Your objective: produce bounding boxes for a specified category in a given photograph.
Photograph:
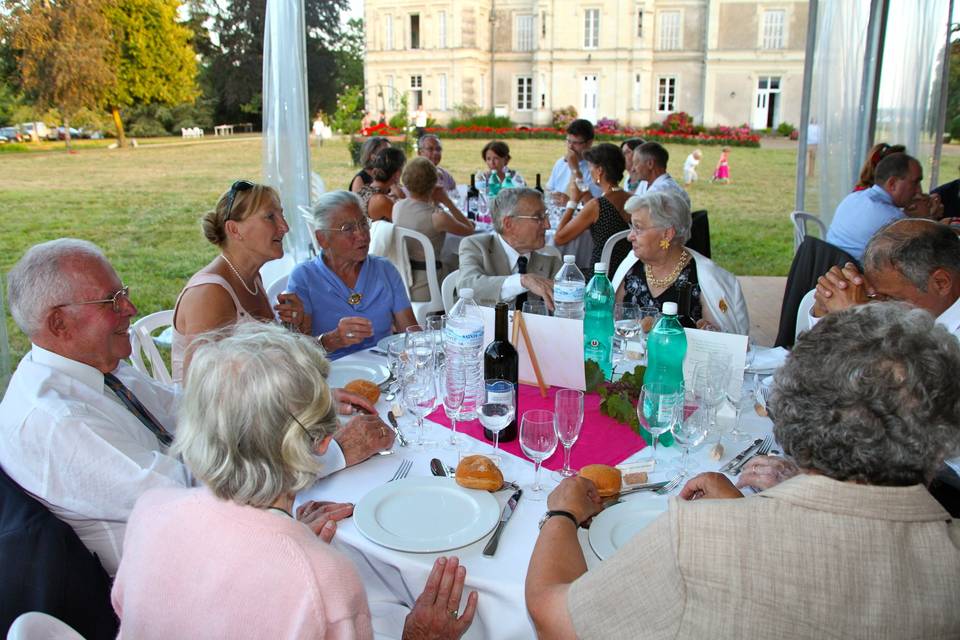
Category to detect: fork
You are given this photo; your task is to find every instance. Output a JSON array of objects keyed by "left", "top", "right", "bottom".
[
  {"left": 731, "top": 435, "right": 774, "bottom": 475},
  {"left": 389, "top": 459, "right": 413, "bottom": 482},
  {"left": 655, "top": 474, "right": 684, "bottom": 495}
]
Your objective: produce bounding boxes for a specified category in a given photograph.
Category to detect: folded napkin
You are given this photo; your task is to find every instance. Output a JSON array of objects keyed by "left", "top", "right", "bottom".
[{"left": 747, "top": 346, "right": 789, "bottom": 374}]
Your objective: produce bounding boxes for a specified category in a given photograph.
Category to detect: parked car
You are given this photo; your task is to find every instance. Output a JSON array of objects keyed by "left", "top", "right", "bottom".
[
  {"left": 19, "top": 122, "right": 51, "bottom": 141},
  {"left": 52, "top": 126, "right": 81, "bottom": 140},
  {"left": 0, "top": 126, "right": 24, "bottom": 143}
]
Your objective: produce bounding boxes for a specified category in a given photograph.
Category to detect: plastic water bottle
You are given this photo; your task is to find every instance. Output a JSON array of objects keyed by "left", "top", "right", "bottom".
[
  {"left": 554, "top": 255, "right": 585, "bottom": 320},
  {"left": 643, "top": 301, "right": 687, "bottom": 393},
  {"left": 583, "top": 262, "right": 614, "bottom": 379},
  {"left": 444, "top": 288, "right": 485, "bottom": 420}
]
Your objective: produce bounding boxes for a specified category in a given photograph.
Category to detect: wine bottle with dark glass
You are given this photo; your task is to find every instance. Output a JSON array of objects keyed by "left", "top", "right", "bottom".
[
  {"left": 466, "top": 174, "right": 479, "bottom": 221},
  {"left": 483, "top": 302, "right": 518, "bottom": 442},
  {"left": 676, "top": 280, "right": 698, "bottom": 329},
  {"left": 534, "top": 173, "right": 544, "bottom": 194}
]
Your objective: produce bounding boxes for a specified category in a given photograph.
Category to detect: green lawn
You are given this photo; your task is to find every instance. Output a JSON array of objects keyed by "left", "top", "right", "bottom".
[{"left": 0, "top": 135, "right": 801, "bottom": 363}]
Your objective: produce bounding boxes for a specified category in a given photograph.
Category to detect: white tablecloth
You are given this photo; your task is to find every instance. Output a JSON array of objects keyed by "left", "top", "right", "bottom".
[{"left": 296, "top": 350, "right": 775, "bottom": 639}]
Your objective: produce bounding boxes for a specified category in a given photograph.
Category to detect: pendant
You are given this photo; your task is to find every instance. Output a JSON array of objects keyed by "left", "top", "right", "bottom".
[{"left": 348, "top": 292, "right": 363, "bottom": 306}]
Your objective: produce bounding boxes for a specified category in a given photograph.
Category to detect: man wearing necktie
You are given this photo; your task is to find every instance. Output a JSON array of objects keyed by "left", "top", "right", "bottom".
[
  {"left": 0, "top": 239, "right": 391, "bottom": 577},
  {"left": 458, "top": 188, "right": 564, "bottom": 310}
]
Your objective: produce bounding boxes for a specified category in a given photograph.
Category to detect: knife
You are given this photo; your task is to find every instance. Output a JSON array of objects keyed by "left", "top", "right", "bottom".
[
  {"left": 387, "top": 411, "right": 409, "bottom": 447},
  {"left": 482, "top": 489, "right": 522, "bottom": 556},
  {"left": 430, "top": 458, "right": 449, "bottom": 478},
  {"left": 720, "top": 438, "right": 763, "bottom": 473}
]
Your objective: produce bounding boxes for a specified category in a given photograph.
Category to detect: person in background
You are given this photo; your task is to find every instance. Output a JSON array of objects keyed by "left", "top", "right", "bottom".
[
  {"left": 633, "top": 141, "right": 691, "bottom": 209},
  {"left": 414, "top": 103, "right": 429, "bottom": 139},
  {"left": 711, "top": 146, "right": 731, "bottom": 184},
  {"left": 554, "top": 142, "right": 631, "bottom": 276},
  {"left": 393, "top": 157, "right": 475, "bottom": 301},
  {"left": 546, "top": 119, "right": 601, "bottom": 210},
  {"left": 806, "top": 118, "right": 819, "bottom": 177},
  {"left": 291, "top": 191, "right": 417, "bottom": 358},
  {"left": 525, "top": 302, "right": 960, "bottom": 639},
  {"left": 932, "top": 164, "right": 960, "bottom": 219},
  {"left": 359, "top": 146, "right": 406, "bottom": 222},
  {"left": 458, "top": 188, "right": 562, "bottom": 309},
  {"left": 113, "top": 323, "right": 477, "bottom": 640},
  {"left": 620, "top": 137, "right": 646, "bottom": 193},
  {"left": 683, "top": 149, "right": 702, "bottom": 186},
  {"left": 349, "top": 136, "right": 390, "bottom": 193},
  {"left": 418, "top": 134, "right": 457, "bottom": 192},
  {"left": 475, "top": 140, "right": 526, "bottom": 194}
]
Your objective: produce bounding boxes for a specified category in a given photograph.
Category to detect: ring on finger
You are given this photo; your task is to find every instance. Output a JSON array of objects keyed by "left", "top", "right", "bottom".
[
  {"left": 346, "top": 332, "right": 354, "bottom": 338},
  {"left": 448, "top": 609, "right": 458, "bottom": 620}
]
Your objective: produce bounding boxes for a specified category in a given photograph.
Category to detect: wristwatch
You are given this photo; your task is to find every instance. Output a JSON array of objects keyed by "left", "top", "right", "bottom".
[{"left": 538, "top": 510, "right": 579, "bottom": 530}]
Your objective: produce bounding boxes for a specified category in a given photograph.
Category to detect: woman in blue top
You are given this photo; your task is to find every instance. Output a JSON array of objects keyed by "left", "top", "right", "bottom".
[{"left": 289, "top": 191, "right": 417, "bottom": 359}]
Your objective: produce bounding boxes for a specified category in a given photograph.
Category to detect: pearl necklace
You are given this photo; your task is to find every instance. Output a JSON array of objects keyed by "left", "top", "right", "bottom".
[
  {"left": 220, "top": 254, "right": 260, "bottom": 296},
  {"left": 645, "top": 251, "right": 691, "bottom": 288}
]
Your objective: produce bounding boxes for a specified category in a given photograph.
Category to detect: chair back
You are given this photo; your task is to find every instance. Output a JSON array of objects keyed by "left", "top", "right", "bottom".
[
  {"left": 774, "top": 236, "right": 858, "bottom": 348},
  {"left": 794, "top": 289, "right": 817, "bottom": 341},
  {"left": 298, "top": 205, "right": 323, "bottom": 256},
  {"left": 611, "top": 252, "right": 639, "bottom": 292},
  {"left": 599, "top": 230, "right": 630, "bottom": 269},
  {"left": 790, "top": 211, "right": 827, "bottom": 252},
  {"left": 129, "top": 310, "right": 174, "bottom": 385},
  {"left": 368, "top": 219, "right": 396, "bottom": 259},
  {"left": 7, "top": 612, "right": 85, "bottom": 640},
  {"left": 394, "top": 226, "right": 444, "bottom": 324},
  {"left": 441, "top": 270, "right": 460, "bottom": 313},
  {"left": 265, "top": 274, "right": 289, "bottom": 320},
  {"left": 687, "top": 210, "right": 710, "bottom": 258}
]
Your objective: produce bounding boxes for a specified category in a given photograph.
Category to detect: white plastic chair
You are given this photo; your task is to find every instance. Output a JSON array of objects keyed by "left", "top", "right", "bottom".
[
  {"left": 537, "top": 244, "right": 562, "bottom": 260},
  {"left": 129, "top": 310, "right": 174, "bottom": 385},
  {"left": 266, "top": 274, "right": 289, "bottom": 319},
  {"left": 394, "top": 226, "right": 445, "bottom": 324},
  {"left": 299, "top": 205, "right": 323, "bottom": 256},
  {"left": 7, "top": 612, "right": 85, "bottom": 640},
  {"left": 611, "top": 252, "right": 639, "bottom": 292},
  {"left": 599, "top": 229, "right": 630, "bottom": 269},
  {"left": 790, "top": 211, "right": 827, "bottom": 252},
  {"left": 441, "top": 269, "right": 460, "bottom": 313},
  {"left": 794, "top": 288, "right": 817, "bottom": 340}
]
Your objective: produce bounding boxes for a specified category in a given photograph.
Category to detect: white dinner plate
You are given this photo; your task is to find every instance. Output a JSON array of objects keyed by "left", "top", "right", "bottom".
[
  {"left": 376, "top": 333, "right": 405, "bottom": 354},
  {"left": 354, "top": 476, "right": 500, "bottom": 553},
  {"left": 328, "top": 360, "right": 391, "bottom": 389},
  {"left": 588, "top": 492, "right": 669, "bottom": 560}
]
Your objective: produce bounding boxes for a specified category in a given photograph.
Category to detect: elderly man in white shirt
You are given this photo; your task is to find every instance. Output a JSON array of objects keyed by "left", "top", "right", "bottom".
[
  {"left": 0, "top": 239, "right": 391, "bottom": 575},
  {"left": 458, "top": 188, "right": 563, "bottom": 310},
  {"left": 632, "top": 141, "right": 691, "bottom": 210}
]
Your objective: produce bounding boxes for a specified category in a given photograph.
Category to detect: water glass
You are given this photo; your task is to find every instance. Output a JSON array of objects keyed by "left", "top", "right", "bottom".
[
  {"left": 693, "top": 357, "right": 730, "bottom": 435},
  {"left": 613, "top": 303, "right": 641, "bottom": 371},
  {"left": 403, "top": 367, "right": 437, "bottom": 449},
  {"left": 442, "top": 365, "right": 467, "bottom": 451},
  {"left": 405, "top": 325, "right": 435, "bottom": 371},
  {"left": 552, "top": 389, "right": 584, "bottom": 479},
  {"left": 477, "top": 379, "right": 515, "bottom": 464},
  {"left": 385, "top": 338, "right": 406, "bottom": 401},
  {"left": 425, "top": 315, "right": 445, "bottom": 367},
  {"left": 638, "top": 382, "right": 682, "bottom": 469},
  {"left": 522, "top": 300, "right": 548, "bottom": 316},
  {"left": 673, "top": 389, "right": 709, "bottom": 478},
  {"left": 520, "top": 409, "right": 558, "bottom": 501},
  {"left": 638, "top": 306, "right": 661, "bottom": 356}
]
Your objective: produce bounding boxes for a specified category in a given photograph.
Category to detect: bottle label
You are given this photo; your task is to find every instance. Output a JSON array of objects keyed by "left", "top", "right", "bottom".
[
  {"left": 554, "top": 282, "right": 585, "bottom": 303},
  {"left": 488, "top": 389, "right": 514, "bottom": 406},
  {"left": 444, "top": 324, "right": 484, "bottom": 349}
]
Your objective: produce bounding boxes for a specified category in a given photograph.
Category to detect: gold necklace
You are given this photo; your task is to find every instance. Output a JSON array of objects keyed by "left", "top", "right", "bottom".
[
  {"left": 220, "top": 254, "right": 260, "bottom": 296},
  {"left": 645, "top": 251, "right": 691, "bottom": 288}
]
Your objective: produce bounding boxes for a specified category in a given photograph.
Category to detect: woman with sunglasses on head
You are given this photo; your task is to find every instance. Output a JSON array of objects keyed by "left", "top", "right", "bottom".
[
  {"left": 289, "top": 190, "right": 417, "bottom": 359},
  {"left": 172, "top": 180, "right": 306, "bottom": 384}
]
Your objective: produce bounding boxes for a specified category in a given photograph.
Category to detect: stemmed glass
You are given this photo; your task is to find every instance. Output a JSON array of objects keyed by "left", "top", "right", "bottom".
[
  {"left": 638, "top": 382, "right": 683, "bottom": 470},
  {"left": 405, "top": 325, "right": 434, "bottom": 371},
  {"left": 693, "top": 357, "right": 730, "bottom": 435},
  {"left": 477, "top": 379, "right": 515, "bottom": 465},
  {"left": 520, "top": 409, "right": 558, "bottom": 501},
  {"left": 613, "top": 303, "right": 641, "bottom": 372},
  {"left": 673, "top": 388, "right": 709, "bottom": 478},
  {"left": 442, "top": 366, "right": 467, "bottom": 451},
  {"left": 385, "top": 338, "right": 406, "bottom": 401},
  {"left": 552, "top": 389, "right": 584, "bottom": 480},
  {"left": 638, "top": 306, "right": 661, "bottom": 358},
  {"left": 403, "top": 367, "right": 437, "bottom": 449},
  {"left": 425, "top": 315, "right": 445, "bottom": 368}
]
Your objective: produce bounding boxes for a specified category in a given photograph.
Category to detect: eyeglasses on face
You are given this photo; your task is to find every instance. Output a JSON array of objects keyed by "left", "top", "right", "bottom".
[
  {"left": 566, "top": 137, "right": 588, "bottom": 146},
  {"left": 54, "top": 285, "right": 131, "bottom": 314},
  {"left": 629, "top": 221, "right": 664, "bottom": 234},
  {"left": 323, "top": 218, "right": 371, "bottom": 235},
  {"left": 224, "top": 180, "right": 255, "bottom": 221},
  {"left": 513, "top": 214, "right": 550, "bottom": 225}
]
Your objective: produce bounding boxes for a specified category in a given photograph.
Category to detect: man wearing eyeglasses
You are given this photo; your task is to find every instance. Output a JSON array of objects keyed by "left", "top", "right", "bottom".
[
  {"left": 458, "top": 188, "right": 563, "bottom": 310},
  {"left": 546, "top": 119, "right": 602, "bottom": 209}
]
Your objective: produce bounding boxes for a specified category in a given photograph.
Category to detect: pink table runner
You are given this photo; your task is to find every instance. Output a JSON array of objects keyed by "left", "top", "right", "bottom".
[{"left": 426, "top": 384, "right": 647, "bottom": 471}]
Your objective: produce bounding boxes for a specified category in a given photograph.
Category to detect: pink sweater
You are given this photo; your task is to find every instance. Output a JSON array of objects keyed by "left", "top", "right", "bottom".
[{"left": 112, "top": 487, "right": 373, "bottom": 639}]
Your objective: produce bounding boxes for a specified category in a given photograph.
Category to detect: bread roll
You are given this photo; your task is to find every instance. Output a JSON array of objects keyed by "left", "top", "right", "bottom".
[
  {"left": 455, "top": 455, "right": 504, "bottom": 491},
  {"left": 344, "top": 379, "right": 381, "bottom": 405},
  {"left": 580, "top": 464, "right": 623, "bottom": 497}
]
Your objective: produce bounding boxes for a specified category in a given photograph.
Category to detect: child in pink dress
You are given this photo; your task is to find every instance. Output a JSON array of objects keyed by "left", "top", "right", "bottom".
[{"left": 713, "top": 147, "right": 731, "bottom": 183}]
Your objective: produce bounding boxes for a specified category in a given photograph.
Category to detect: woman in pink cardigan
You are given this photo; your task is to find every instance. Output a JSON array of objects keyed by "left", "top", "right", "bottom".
[{"left": 112, "top": 323, "right": 477, "bottom": 639}]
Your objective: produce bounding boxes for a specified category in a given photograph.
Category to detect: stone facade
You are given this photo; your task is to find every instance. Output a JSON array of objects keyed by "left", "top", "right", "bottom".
[{"left": 363, "top": 0, "right": 807, "bottom": 128}]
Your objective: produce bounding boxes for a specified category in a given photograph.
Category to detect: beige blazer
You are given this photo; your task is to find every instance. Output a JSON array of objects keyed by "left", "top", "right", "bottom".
[
  {"left": 568, "top": 474, "right": 960, "bottom": 639},
  {"left": 457, "top": 233, "right": 562, "bottom": 308}
]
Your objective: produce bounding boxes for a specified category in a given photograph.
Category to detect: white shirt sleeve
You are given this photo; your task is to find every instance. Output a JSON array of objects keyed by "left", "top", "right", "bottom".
[{"left": 499, "top": 274, "right": 527, "bottom": 301}]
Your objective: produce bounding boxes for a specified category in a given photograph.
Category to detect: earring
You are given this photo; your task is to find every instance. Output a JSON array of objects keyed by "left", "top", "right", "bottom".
[{"left": 659, "top": 238, "right": 670, "bottom": 250}]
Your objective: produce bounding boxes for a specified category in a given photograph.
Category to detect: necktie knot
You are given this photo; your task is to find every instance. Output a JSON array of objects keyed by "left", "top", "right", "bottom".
[{"left": 516, "top": 256, "right": 528, "bottom": 274}]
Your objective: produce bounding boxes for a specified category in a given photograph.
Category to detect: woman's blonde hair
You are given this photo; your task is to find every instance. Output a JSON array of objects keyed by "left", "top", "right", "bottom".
[
  {"left": 402, "top": 156, "right": 439, "bottom": 196},
  {"left": 173, "top": 322, "right": 338, "bottom": 506},
  {"left": 201, "top": 182, "right": 280, "bottom": 247}
]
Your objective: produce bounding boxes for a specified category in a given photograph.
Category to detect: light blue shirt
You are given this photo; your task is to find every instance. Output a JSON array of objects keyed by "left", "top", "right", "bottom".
[
  {"left": 288, "top": 254, "right": 412, "bottom": 359},
  {"left": 826, "top": 185, "right": 904, "bottom": 261},
  {"left": 546, "top": 156, "right": 602, "bottom": 198}
]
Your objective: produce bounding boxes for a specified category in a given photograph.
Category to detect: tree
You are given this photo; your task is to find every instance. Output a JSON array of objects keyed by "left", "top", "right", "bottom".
[
  {"left": 333, "top": 18, "right": 364, "bottom": 96},
  {"left": 8, "top": 0, "right": 115, "bottom": 148},
  {"left": 102, "top": 0, "right": 198, "bottom": 146}
]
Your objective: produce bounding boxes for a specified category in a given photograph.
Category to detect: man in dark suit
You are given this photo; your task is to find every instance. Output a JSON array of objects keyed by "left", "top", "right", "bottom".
[{"left": 458, "top": 187, "right": 563, "bottom": 309}]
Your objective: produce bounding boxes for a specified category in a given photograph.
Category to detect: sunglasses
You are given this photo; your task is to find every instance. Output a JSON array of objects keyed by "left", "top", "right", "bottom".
[{"left": 224, "top": 180, "right": 255, "bottom": 221}]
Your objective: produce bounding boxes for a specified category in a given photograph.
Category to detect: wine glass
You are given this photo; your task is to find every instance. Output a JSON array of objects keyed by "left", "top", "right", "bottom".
[
  {"left": 520, "top": 409, "right": 558, "bottom": 501},
  {"left": 442, "top": 366, "right": 467, "bottom": 451},
  {"left": 385, "top": 338, "right": 406, "bottom": 401},
  {"left": 638, "top": 306, "right": 661, "bottom": 358},
  {"left": 552, "top": 389, "right": 584, "bottom": 480},
  {"left": 673, "top": 388, "right": 709, "bottom": 478},
  {"left": 425, "top": 315, "right": 445, "bottom": 368},
  {"left": 522, "top": 300, "right": 548, "bottom": 316},
  {"left": 477, "top": 379, "right": 515, "bottom": 465},
  {"left": 613, "top": 303, "right": 641, "bottom": 372},
  {"left": 405, "top": 325, "right": 434, "bottom": 371},
  {"left": 638, "top": 382, "right": 682, "bottom": 469},
  {"left": 693, "top": 357, "right": 730, "bottom": 435},
  {"left": 403, "top": 367, "right": 437, "bottom": 449}
]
